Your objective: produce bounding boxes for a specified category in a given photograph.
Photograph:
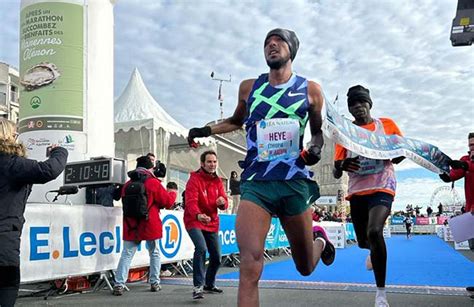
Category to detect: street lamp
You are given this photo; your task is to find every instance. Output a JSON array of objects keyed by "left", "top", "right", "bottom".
[{"left": 210, "top": 71, "right": 231, "bottom": 120}]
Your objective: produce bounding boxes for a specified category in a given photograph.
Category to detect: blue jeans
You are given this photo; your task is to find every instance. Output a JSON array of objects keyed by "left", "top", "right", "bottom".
[
  {"left": 115, "top": 239, "right": 161, "bottom": 286},
  {"left": 187, "top": 228, "right": 221, "bottom": 287}
]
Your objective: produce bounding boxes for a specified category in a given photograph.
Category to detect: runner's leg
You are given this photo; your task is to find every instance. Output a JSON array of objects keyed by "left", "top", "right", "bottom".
[
  {"left": 367, "top": 205, "right": 391, "bottom": 288},
  {"left": 349, "top": 199, "right": 370, "bottom": 249},
  {"left": 236, "top": 200, "right": 272, "bottom": 307},
  {"left": 279, "top": 208, "right": 323, "bottom": 275}
]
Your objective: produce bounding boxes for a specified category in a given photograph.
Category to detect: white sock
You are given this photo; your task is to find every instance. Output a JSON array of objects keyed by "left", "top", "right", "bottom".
[
  {"left": 315, "top": 237, "right": 326, "bottom": 250},
  {"left": 376, "top": 288, "right": 386, "bottom": 299}
]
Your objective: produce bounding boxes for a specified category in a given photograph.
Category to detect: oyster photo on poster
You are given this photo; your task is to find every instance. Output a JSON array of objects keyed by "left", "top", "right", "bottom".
[{"left": 19, "top": 2, "right": 84, "bottom": 133}]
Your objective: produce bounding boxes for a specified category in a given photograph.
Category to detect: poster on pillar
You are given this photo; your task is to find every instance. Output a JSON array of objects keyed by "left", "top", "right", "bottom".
[{"left": 19, "top": 1, "right": 84, "bottom": 134}]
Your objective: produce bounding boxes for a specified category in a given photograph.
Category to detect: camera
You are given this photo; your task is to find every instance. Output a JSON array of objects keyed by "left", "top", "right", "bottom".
[{"left": 153, "top": 160, "right": 167, "bottom": 178}]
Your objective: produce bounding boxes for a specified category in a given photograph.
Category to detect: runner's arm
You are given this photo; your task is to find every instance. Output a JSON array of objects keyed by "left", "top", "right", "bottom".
[
  {"left": 209, "top": 79, "right": 254, "bottom": 134},
  {"left": 307, "top": 81, "right": 324, "bottom": 150},
  {"left": 299, "top": 81, "right": 324, "bottom": 165}
]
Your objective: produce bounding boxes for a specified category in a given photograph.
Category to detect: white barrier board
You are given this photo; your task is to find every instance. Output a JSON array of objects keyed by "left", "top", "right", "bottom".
[{"left": 20, "top": 204, "right": 194, "bottom": 282}]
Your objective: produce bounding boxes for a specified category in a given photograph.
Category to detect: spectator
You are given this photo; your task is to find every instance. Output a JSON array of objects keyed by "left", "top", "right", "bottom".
[
  {"left": 414, "top": 206, "right": 421, "bottom": 216},
  {"left": 113, "top": 156, "right": 177, "bottom": 296},
  {"left": 426, "top": 206, "right": 433, "bottom": 217},
  {"left": 181, "top": 190, "right": 186, "bottom": 210},
  {"left": 166, "top": 182, "right": 181, "bottom": 210},
  {"left": 229, "top": 171, "right": 241, "bottom": 214},
  {"left": 311, "top": 206, "right": 321, "bottom": 222},
  {"left": 439, "top": 132, "right": 474, "bottom": 298},
  {"left": 437, "top": 203, "right": 444, "bottom": 216},
  {"left": 184, "top": 150, "right": 228, "bottom": 299},
  {"left": 0, "top": 118, "right": 68, "bottom": 307}
]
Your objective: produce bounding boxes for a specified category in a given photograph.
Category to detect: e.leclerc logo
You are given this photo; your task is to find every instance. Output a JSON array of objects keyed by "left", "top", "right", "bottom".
[{"left": 159, "top": 214, "right": 182, "bottom": 258}]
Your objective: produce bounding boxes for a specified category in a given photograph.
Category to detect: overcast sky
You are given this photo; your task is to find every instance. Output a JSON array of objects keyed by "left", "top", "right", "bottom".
[{"left": 1, "top": 0, "right": 472, "bottom": 211}]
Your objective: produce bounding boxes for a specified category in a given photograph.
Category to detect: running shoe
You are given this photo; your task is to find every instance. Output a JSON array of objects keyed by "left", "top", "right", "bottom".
[
  {"left": 312, "top": 225, "right": 336, "bottom": 266},
  {"left": 192, "top": 286, "right": 204, "bottom": 299},
  {"left": 204, "top": 285, "right": 224, "bottom": 293},
  {"left": 375, "top": 296, "right": 390, "bottom": 307}
]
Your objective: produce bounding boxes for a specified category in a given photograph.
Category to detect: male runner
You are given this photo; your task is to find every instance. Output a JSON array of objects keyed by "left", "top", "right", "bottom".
[
  {"left": 333, "top": 85, "right": 405, "bottom": 307},
  {"left": 188, "top": 28, "right": 335, "bottom": 307}
]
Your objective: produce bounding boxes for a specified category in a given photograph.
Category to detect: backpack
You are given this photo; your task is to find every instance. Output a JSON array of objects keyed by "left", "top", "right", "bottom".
[{"left": 122, "top": 175, "right": 149, "bottom": 220}]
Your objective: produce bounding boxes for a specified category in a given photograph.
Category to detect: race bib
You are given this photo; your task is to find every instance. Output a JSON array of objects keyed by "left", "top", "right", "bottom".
[
  {"left": 256, "top": 118, "right": 300, "bottom": 162},
  {"left": 356, "top": 157, "right": 385, "bottom": 175}
]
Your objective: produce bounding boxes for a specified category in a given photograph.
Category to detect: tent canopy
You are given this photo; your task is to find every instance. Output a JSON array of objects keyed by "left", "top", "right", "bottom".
[{"left": 113, "top": 68, "right": 244, "bottom": 179}]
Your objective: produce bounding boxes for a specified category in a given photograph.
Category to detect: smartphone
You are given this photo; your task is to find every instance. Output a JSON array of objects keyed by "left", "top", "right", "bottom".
[{"left": 46, "top": 145, "right": 53, "bottom": 157}]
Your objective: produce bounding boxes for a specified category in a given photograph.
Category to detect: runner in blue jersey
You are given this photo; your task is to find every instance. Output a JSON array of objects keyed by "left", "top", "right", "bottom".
[{"left": 187, "top": 28, "right": 335, "bottom": 307}]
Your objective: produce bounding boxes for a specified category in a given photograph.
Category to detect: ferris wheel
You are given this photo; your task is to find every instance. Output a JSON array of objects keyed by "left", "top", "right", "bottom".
[{"left": 429, "top": 186, "right": 464, "bottom": 213}]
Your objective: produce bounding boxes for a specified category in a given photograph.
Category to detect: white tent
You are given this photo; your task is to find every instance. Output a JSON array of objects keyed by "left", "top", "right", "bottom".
[{"left": 114, "top": 69, "right": 245, "bottom": 188}]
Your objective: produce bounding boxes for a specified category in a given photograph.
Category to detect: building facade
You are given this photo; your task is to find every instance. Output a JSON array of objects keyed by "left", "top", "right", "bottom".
[
  {"left": 0, "top": 62, "right": 20, "bottom": 122},
  {"left": 310, "top": 135, "right": 349, "bottom": 214}
]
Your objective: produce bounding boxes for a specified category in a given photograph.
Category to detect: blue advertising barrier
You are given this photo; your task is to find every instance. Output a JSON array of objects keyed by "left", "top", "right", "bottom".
[
  {"left": 391, "top": 216, "right": 416, "bottom": 225},
  {"left": 391, "top": 216, "right": 405, "bottom": 225},
  {"left": 218, "top": 214, "right": 239, "bottom": 255},
  {"left": 219, "top": 215, "right": 290, "bottom": 255},
  {"left": 345, "top": 223, "right": 356, "bottom": 240}
]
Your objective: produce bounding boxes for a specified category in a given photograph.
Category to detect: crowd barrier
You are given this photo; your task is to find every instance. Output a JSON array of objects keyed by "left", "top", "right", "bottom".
[
  {"left": 20, "top": 204, "right": 417, "bottom": 284},
  {"left": 20, "top": 204, "right": 292, "bottom": 283},
  {"left": 439, "top": 225, "right": 470, "bottom": 250},
  {"left": 390, "top": 215, "right": 448, "bottom": 225}
]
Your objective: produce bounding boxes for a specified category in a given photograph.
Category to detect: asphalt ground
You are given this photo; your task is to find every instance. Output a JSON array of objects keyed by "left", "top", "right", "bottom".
[{"left": 15, "top": 245, "right": 474, "bottom": 307}]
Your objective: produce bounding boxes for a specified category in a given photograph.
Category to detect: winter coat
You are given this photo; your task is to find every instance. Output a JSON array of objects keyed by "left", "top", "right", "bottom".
[
  {"left": 121, "top": 168, "right": 177, "bottom": 241},
  {"left": 448, "top": 155, "right": 474, "bottom": 212},
  {"left": 0, "top": 147, "right": 68, "bottom": 267},
  {"left": 184, "top": 169, "right": 228, "bottom": 232},
  {"left": 229, "top": 178, "right": 241, "bottom": 195}
]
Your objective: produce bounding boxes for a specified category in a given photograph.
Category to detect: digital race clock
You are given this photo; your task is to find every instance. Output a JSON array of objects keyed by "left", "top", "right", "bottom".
[{"left": 63, "top": 157, "right": 126, "bottom": 187}]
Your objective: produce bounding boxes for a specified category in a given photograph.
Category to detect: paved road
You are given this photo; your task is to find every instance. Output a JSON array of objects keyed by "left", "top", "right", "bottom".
[
  {"left": 15, "top": 241, "right": 474, "bottom": 306},
  {"left": 15, "top": 281, "right": 474, "bottom": 307}
]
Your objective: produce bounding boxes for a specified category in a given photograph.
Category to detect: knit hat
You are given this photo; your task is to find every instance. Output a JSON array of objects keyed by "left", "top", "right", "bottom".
[
  {"left": 347, "top": 85, "right": 372, "bottom": 108},
  {"left": 264, "top": 28, "right": 300, "bottom": 61}
]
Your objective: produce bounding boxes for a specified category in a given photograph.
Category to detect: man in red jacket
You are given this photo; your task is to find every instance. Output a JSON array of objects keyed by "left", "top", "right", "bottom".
[
  {"left": 184, "top": 150, "right": 228, "bottom": 299},
  {"left": 113, "top": 155, "right": 177, "bottom": 296},
  {"left": 440, "top": 132, "right": 474, "bottom": 299},
  {"left": 440, "top": 132, "right": 474, "bottom": 214}
]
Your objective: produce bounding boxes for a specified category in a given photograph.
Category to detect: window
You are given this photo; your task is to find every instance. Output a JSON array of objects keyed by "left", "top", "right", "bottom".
[
  {"left": 0, "top": 92, "right": 6, "bottom": 106},
  {"left": 10, "top": 86, "right": 18, "bottom": 103}
]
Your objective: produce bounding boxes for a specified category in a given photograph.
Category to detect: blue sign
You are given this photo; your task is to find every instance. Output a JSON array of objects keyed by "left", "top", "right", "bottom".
[{"left": 345, "top": 223, "right": 356, "bottom": 240}]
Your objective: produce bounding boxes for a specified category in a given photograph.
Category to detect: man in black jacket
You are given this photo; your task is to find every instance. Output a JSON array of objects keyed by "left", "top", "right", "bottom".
[{"left": 0, "top": 118, "right": 68, "bottom": 307}]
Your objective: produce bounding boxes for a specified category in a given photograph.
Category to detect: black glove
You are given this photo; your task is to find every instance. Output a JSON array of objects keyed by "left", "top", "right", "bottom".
[
  {"left": 449, "top": 160, "right": 468, "bottom": 170},
  {"left": 300, "top": 145, "right": 321, "bottom": 166},
  {"left": 335, "top": 157, "right": 360, "bottom": 172},
  {"left": 439, "top": 173, "right": 451, "bottom": 183},
  {"left": 187, "top": 126, "right": 212, "bottom": 147}
]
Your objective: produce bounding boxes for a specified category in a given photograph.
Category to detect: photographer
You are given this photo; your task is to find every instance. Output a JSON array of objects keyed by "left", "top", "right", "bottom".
[{"left": 0, "top": 118, "right": 68, "bottom": 306}]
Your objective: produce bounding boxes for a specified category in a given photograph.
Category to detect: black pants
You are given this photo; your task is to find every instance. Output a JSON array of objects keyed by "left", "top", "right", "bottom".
[
  {"left": 350, "top": 192, "right": 393, "bottom": 288},
  {"left": 0, "top": 266, "right": 20, "bottom": 307}
]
